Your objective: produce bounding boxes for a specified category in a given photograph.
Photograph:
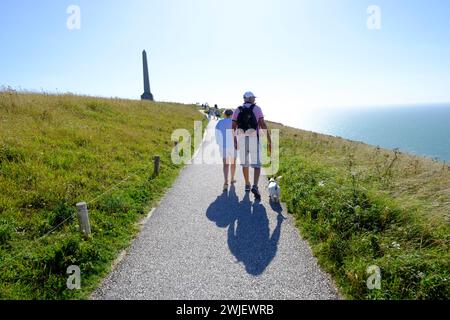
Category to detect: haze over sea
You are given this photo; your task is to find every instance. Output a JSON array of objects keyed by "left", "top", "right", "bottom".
[{"left": 283, "top": 103, "right": 450, "bottom": 162}]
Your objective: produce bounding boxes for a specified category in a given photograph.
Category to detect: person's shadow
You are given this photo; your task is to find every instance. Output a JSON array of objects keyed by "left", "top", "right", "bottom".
[{"left": 206, "top": 186, "right": 285, "bottom": 276}]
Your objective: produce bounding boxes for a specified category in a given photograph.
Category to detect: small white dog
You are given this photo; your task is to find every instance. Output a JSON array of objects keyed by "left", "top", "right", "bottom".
[{"left": 268, "top": 176, "right": 282, "bottom": 203}]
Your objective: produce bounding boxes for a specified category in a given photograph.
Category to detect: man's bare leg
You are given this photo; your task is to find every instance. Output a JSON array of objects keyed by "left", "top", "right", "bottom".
[
  {"left": 243, "top": 166, "right": 250, "bottom": 187},
  {"left": 250, "top": 167, "right": 262, "bottom": 200},
  {"left": 253, "top": 167, "right": 261, "bottom": 187}
]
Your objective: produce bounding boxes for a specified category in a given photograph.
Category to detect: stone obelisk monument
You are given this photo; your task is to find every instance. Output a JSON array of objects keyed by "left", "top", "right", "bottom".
[{"left": 141, "top": 50, "right": 154, "bottom": 101}]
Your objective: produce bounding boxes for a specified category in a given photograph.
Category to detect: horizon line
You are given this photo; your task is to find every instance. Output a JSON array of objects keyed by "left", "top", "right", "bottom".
[{"left": 2, "top": 85, "right": 450, "bottom": 110}]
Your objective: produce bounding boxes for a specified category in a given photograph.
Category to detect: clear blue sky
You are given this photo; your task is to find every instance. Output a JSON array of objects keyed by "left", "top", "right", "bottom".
[{"left": 1, "top": 0, "right": 449, "bottom": 125}]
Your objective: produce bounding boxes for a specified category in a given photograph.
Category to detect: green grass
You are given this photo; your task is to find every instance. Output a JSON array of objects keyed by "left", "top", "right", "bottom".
[
  {"left": 1, "top": 90, "right": 448, "bottom": 300},
  {"left": 269, "top": 122, "right": 449, "bottom": 300},
  {"left": 0, "top": 91, "right": 204, "bottom": 299}
]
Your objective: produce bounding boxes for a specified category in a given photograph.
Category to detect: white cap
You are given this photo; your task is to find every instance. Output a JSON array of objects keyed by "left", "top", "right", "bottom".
[{"left": 243, "top": 91, "right": 256, "bottom": 100}]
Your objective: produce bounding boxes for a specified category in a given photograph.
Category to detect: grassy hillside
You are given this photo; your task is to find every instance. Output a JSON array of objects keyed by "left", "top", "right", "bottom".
[
  {"left": 1, "top": 90, "right": 447, "bottom": 300},
  {"left": 269, "top": 122, "right": 449, "bottom": 299},
  {"left": 0, "top": 91, "right": 204, "bottom": 299}
]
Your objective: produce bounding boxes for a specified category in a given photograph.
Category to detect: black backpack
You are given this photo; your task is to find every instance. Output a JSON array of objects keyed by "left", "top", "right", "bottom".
[{"left": 236, "top": 105, "right": 258, "bottom": 132}]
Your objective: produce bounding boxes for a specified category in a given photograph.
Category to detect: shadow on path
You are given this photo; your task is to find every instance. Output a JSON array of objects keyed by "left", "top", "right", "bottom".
[{"left": 206, "top": 186, "right": 286, "bottom": 276}]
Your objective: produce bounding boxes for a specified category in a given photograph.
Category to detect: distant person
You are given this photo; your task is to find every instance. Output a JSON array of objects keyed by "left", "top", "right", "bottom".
[
  {"left": 232, "top": 92, "right": 271, "bottom": 200},
  {"left": 214, "top": 104, "right": 220, "bottom": 120},
  {"left": 209, "top": 107, "right": 216, "bottom": 120},
  {"left": 216, "top": 109, "right": 237, "bottom": 191},
  {"left": 206, "top": 104, "right": 212, "bottom": 120}
]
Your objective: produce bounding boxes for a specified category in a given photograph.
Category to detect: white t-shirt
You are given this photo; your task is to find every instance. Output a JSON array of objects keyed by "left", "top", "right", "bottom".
[{"left": 215, "top": 118, "right": 234, "bottom": 155}]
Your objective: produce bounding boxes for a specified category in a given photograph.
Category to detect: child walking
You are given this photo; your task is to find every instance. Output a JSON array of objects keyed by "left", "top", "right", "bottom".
[{"left": 215, "top": 109, "right": 237, "bottom": 191}]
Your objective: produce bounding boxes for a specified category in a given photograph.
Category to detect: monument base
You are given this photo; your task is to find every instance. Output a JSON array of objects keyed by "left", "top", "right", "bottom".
[{"left": 141, "top": 92, "right": 154, "bottom": 101}]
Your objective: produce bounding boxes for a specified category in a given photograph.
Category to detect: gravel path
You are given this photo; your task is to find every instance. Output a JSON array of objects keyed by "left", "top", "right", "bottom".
[{"left": 92, "top": 120, "right": 340, "bottom": 300}]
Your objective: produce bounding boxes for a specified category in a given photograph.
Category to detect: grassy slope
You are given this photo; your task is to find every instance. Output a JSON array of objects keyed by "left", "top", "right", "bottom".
[
  {"left": 0, "top": 92, "right": 204, "bottom": 299},
  {"left": 1, "top": 91, "right": 447, "bottom": 300},
  {"left": 269, "top": 122, "right": 449, "bottom": 299}
]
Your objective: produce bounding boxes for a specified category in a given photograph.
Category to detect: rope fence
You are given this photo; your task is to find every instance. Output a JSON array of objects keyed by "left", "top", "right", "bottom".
[
  {"left": 1, "top": 121, "right": 206, "bottom": 269},
  {"left": 0, "top": 155, "right": 162, "bottom": 268}
]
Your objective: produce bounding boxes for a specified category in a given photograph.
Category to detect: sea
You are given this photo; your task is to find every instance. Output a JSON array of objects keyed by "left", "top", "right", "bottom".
[{"left": 287, "top": 103, "right": 450, "bottom": 162}]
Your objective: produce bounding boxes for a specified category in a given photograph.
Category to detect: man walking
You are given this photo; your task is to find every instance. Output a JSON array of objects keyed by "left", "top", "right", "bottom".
[{"left": 232, "top": 92, "right": 271, "bottom": 200}]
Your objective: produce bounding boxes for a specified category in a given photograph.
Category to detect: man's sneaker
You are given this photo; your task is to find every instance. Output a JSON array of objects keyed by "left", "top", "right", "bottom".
[
  {"left": 245, "top": 184, "right": 251, "bottom": 192},
  {"left": 251, "top": 185, "right": 261, "bottom": 200}
]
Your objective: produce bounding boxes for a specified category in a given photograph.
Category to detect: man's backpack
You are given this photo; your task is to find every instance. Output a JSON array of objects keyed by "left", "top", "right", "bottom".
[{"left": 236, "top": 105, "right": 258, "bottom": 132}]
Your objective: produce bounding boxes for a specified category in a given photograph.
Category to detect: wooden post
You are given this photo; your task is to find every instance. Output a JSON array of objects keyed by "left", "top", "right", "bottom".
[
  {"left": 76, "top": 202, "right": 91, "bottom": 239},
  {"left": 154, "top": 155, "right": 160, "bottom": 176}
]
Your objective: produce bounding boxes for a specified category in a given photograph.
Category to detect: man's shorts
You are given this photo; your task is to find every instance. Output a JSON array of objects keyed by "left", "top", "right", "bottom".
[{"left": 238, "top": 135, "right": 261, "bottom": 168}]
